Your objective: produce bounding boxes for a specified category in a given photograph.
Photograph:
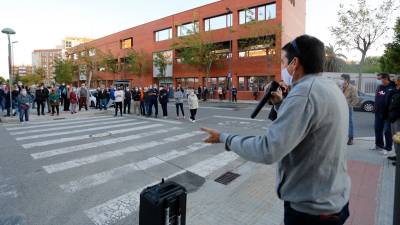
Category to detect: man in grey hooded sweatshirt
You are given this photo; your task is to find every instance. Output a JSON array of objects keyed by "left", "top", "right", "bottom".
[{"left": 202, "top": 35, "right": 351, "bottom": 225}]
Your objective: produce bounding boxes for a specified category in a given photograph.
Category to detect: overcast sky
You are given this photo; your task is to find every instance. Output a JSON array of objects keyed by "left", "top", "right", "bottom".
[{"left": 0, "top": 0, "right": 397, "bottom": 79}]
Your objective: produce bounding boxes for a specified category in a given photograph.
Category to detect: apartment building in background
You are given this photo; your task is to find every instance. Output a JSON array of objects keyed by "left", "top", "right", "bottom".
[
  {"left": 12, "top": 65, "right": 33, "bottom": 77},
  {"left": 57, "top": 37, "right": 94, "bottom": 58},
  {"left": 71, "top": 0, "right": 305, "bottom": 100},
  {"left": 32, "top": 49, "right": 62, "bottom": 84}
]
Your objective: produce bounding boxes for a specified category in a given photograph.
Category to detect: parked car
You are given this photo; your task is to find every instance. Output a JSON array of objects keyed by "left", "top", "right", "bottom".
[{"left": 355, "top": 91, "right": 375, "bottom": 112}]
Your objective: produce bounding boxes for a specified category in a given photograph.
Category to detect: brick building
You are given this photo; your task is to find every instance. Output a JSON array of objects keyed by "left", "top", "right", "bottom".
[
  {"left": 32, "top": 49, "right": 62, "bottom": 85},
  {"left": 71, "top": 0, "right": 305, "bottom": 100}
]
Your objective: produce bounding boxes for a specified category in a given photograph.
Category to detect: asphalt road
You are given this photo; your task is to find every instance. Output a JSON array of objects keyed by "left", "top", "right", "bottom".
[{"left": 0, "top": 103, "right": 375, "bottom": 225}]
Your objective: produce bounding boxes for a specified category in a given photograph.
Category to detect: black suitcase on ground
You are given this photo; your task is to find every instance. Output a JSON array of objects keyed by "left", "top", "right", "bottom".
[{"left": 139, "top": 179, "right": 187, "bottom": 225}]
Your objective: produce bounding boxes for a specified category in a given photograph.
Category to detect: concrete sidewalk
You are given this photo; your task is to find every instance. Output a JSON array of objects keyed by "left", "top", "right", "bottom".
[{"left": 185, "top": 139, "right": 396, "bottom": 225}]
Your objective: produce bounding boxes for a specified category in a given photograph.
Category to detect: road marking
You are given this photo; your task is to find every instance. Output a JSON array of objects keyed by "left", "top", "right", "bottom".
[
  {"left": 22, "top": 122, "right": 157, "bottom": 149},
  {"left": 16, "top": 119, "right": 141, "bottom": 141},
  {"left": 213, "top": 115, "right": 265, "bottom": 122},
  {"left": 2, "top": 115, "right": 109, "bottom": 127},
  {"left": 84, "top": 151, "right": 238, "bottom": 225},
  {"left": 5, "top": 116, "right": 111, "bottom": 130},
  {"left": 132, "top": 116, "right": 183, "bottom": 125},
  {"left": 60, "top": 142, "right": 211, "bottom": 193},
  {"left": 10, "top": 117, "right": 131, "bottom": 135},
  {"left": 354, "top": 137, "right": 375, "bottom": 141},
  {"left": 32, "top": 126, "right": 180, "bottom": 160},
  {"left": 42, "top": 130, "right": 203, "bottom": 174}
]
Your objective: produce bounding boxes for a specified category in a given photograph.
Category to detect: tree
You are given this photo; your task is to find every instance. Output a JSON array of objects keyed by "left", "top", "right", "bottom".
[
  {"left": 172, "top": 33, "right": 223, "bottom": 89},
  {"left": 72, "top": 46, "right": 105, "bottom": 87},
  {"left": 125, "top": 49, "right": 148, "bottom": 77},
  {"left": 20, "top": 74, "right": 44, "bottom": 86},
  {"left": 0, "top": 76, "right": 6, "bottom": 84},
  {"left": 380, "top": 17, "right": 400, "bottom": 74},
  {"left": 153, "top": 51, "right": 171, "bottom": 83},
  {"left": 330, "top": 0, "right": 398, "bottom": 88},
  {"left": 100, "top": 50, "right": 118, "bottom": 82},
  {"left": 34, "top": 67, "right": 46, "bottom": 80},
  {"left": 324, "top": 44, "right": 347, "bottom": 72},
  {"left": 54, "top": 58, "right": 74, "bottom": 84}
]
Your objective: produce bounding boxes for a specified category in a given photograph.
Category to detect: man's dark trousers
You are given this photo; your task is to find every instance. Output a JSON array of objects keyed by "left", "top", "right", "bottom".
[
  {"left": 148, "top": 99, "right": 158, "bottom": 116},
  {"left": 284, "top": 202, "right": 349, "bottom": 225},
  {"left": 375, "top": 113, "right": 393, "bottom": 150}
]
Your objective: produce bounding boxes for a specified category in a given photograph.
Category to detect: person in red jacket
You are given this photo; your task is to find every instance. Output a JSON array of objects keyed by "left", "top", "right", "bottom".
[{"left": 70, "top": 87, "right": 78, "bottom": 114}]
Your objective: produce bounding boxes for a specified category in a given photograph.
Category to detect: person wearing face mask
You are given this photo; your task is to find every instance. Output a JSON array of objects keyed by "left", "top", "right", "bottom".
[
  {"left": 70, "top": 87, "right": 78, "bottom": 114},
  {"left": 132, "top": 87, "right": 141, "bottom": 116},
  {"left": 201, "top": 35, "right": 351, "bottom": 225},
  {"left": 17, "top": 88, "right": 31, "bottom": 123},
  {"left": 371, "top": 73, "right": 396, "bottom": 155},
  {"left": 158, "top": 85, "right": 169, "bottom": 118},
  {"left": 148, "top": 84, "right": 159, "bottom": 118},
  {"left": 114, "top": 86, "right": 124, "bottom": 117},
  {"left": 123, "top": 87, "right": 132, "bottom": 114},
  {"left": 35, "top": 84, "right": 46, "bottom": 116},
  {"left": 340, "top": 74, "right": 359, "bottom": 145},
  {"left": 188, "top": 90, "right": 199, "bottom": 122},
  {"left": 98, "top": 86, "right": 108, "bottom": 111}
]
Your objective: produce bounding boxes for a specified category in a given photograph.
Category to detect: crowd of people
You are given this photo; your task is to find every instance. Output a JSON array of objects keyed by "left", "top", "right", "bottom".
[{"left": 0, "top": 82, "right": 202, "bottom": 123}]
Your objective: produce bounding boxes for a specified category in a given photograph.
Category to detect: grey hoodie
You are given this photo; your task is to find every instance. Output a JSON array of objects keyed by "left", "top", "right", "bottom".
[
  {"left": 174, "top": 90, "right": 184, "bottom": 104},
  {"left": 220, "top": 74, "right": 351, "bottom": 215}
]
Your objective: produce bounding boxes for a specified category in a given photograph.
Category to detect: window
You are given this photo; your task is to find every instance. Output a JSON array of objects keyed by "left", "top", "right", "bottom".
[
  {"left": 258, "top": 3, "right": 276, "bottom": 20},
  {"left": 238, "top": 35, "right": 276, "bottom": 58},
  {"left": 177, "top": 22, "right": 199, "bottom": 37},
  {"left": 238, "top": 76, "right": 275, "bottom": 91},
  {"left": 121, "top": 38, "right": 133, "bottom": 49},
  {"left": 204, "top": 13, "right": 232, "bottom": 31},
  {"left": 239, "top": 8, "right": 256, "bottom": 24},
  {"left": 176, "top": 77, "right": 199, "bottom": 89},
  {"left": 155, "top": 28, "right": 172, "bottom": 42},
  {"left": 65, "top": 41, "right": 72, "bottom": 48}
]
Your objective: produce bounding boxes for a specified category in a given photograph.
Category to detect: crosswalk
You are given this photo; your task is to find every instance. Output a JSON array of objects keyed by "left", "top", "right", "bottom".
[{"left": 2, "top": 114, "right": 241, "bottom": 225}]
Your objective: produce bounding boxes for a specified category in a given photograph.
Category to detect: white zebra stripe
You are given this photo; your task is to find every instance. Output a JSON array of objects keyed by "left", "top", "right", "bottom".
[
  {"left": 22, "top": 122, "right": 157, "bottom": 149},
  {"left": 84, "top": 151, "right": 238, "bottom": 225},
  {"left": 6, "top": 116, "right": 111, "bottom": 130},
  {"left": 32, "top": 127, "right": 182, "bottom": 160},
  {"left": 42, "top": 130, "right": 203, "bottom": 173},
  {"left": 2, "top": 115, "right": 109, "bottom": 127},
  {"left": 59, "top": 142, "right": 211, "bottom": 193},
  {"left": 16, "top": 119, "right": 141, "bottom": 141},
  {"left": 10, "top": 117, "right": 131, "bottom": 135}
]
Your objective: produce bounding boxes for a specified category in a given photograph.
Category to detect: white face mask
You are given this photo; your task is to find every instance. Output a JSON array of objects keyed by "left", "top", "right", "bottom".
[
  {"left": 376, "top": 80, "right": 383, "bottom": 86},
  {"left": 337, "top": 80, "right": 344, "bottom": 87},
  {"left": 21, "top": 90, "right": 27, "bottom": 96},
  {"left": 282, "top": 60, "right": 294, "bottom": 86}
]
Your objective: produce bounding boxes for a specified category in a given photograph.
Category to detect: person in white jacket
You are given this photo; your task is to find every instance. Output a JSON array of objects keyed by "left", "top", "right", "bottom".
[
  {"left": 114, "top": 86, "right": 124, "bottom": 117},
  {"left": 188, "top": 90, "right": 199, "bottom": 122}
]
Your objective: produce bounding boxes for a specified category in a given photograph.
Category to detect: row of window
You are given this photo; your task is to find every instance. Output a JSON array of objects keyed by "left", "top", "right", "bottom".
[
  {"left": 152, "top": 2, "right": 276, "bottom": 43},
  {"left": 176, "top": 75, "right": 274, "bottom": 91}
]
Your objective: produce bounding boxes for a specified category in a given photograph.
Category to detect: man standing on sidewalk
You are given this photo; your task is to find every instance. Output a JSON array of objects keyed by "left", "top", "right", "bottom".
[
  {"left": 35, "top": 84, "right": 46, "bottom": 116},
  {"left": 202, "top": 35, "right": 350, "bottom": 225},
  {"left": 340, "top": 74, "right": 359, "bottom": 145},
  {"left": 123, "top": 87, "right": 132, "bottom": 114},
  {"left": 231, "top": 86, "right": 238, "bottom": 103},
  {"left": 78, "top": 83, "right": 89, "bottom": 111},
  {"left": 388, "top": 76, "right": 400, "bottom": 166},
  {"left": 148, "top": 84, "right": 159, "bottom": 118},
  {"left": 371, "top": 73, "right": 396, "bottom": 155}
]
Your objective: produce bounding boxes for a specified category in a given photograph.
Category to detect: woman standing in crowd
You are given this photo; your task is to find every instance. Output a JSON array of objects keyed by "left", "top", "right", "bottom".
[
  {"left": 49, "top": 88, "right": 60, "bottom": 116},
  {"left": 188, "top": 90, "right": 199, "bottom": 122},
  {"left": 174, "top": 87, "right": 185, "bottom": 119},
  {"left": 139, "top": 87, "right": 145, "bottom": 116},
  {"left": 159, "top": 85, "right": 169, "bottom": 118},
  {"left": 17, "top": 88, "right": 31, "bottom": 123},
  {"left": 70, "top": 87, "right": 78, "bottom": 114},
  {"left": 114, "top": 86, "right": 124, "bottom": 117}
]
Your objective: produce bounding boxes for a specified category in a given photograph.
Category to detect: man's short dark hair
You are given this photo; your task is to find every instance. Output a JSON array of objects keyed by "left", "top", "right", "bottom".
[
  {"left": 282, "top": 35, "right": 326, "bottom": 75},
  {"left": 378, "top": 73, "right": 391, "bottom": 81},
  {"left": 341, "top": 74, "right": 350, "bottom": 82}
]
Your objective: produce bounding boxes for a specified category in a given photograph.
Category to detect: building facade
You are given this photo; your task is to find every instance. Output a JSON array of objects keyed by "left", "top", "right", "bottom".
[
  {"left": 57, "top": 37, "right": 94, "bottom": 59},
  {"left": 12, "top": 65, "right": 33, "bottom": 77},
  {"left": 32, "top": 49, "right": 62, "bottom": 84},
  {"left": 71, "top": 0, "right": 305, "bottom": 100}
]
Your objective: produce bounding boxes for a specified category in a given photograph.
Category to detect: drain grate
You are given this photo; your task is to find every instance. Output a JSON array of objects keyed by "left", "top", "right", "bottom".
[{"left": 214, "top": 171, "right": 240, "bottom": 185}]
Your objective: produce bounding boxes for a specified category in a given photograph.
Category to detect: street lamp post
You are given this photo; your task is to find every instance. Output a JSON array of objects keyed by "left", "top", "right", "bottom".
[
  {"left": 226, "top": 8, "right": 233, "bottom": 102},
  {"left": 2, "top": 28, "right": 16, "bottom": 116}
]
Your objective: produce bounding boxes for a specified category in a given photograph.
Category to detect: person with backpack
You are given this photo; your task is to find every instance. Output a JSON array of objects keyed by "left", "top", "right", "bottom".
[{"left": 49, "top": 88, "right": 60, "bottom": 116}]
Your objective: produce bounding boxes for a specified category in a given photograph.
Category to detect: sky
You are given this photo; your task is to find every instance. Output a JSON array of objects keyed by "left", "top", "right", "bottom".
[{"left": 0, "top": 0, "right": 398, "bottom": 79}]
